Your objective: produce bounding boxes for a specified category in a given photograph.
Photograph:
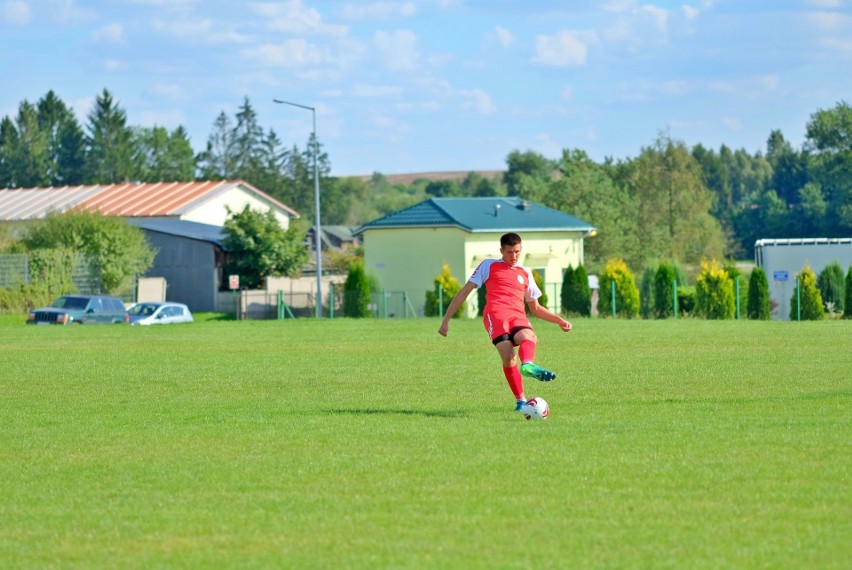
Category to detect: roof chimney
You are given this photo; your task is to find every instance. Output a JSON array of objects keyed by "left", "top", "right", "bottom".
[
  {"left": 494, "top": 203, "right": 501, "bottom": 217},
  {"left": 517, "top": 200, "right": 530, "bottom": 211}
]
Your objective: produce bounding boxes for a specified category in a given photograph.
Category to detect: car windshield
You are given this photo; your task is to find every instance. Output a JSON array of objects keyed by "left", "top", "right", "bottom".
[
  {"left": 128, "top": 304, "right": 159, "bottom": 316},
  {"left": 50, "top": 296, "right": 89, "bottom": 310}
]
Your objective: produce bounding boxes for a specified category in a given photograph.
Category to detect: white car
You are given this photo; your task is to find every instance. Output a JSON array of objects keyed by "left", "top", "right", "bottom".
[{"left": 127, "top": 302, "right": 194, "bottom": 325}]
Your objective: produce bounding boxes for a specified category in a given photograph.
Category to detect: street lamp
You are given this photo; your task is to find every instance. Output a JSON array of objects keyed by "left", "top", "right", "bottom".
[{"left": 273, "top": 98, "right": 323, "bottom": 318}]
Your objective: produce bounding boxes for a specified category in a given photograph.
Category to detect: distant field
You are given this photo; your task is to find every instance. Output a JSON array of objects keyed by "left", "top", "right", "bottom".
[{"left": 1, "top": 317, "right": 849, "bottom": 568}]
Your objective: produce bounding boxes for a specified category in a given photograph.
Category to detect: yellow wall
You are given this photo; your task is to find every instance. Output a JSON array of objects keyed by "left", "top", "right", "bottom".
[{"left": 363, "top": 228, "right": 586, "bottom": 318}]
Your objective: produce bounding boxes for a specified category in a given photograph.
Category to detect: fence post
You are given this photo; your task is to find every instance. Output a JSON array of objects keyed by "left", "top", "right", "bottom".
[
  {"left": 277, "top": 290, "right": 283, "bottom": 319},
  {"left": 611, "top": 279, "right": 616, "bottom": 318},
  {"left": 382, "top": 288, "right": 387, "bottom": 319},
  {"left": 552, "top": 283, "right": 559, "bottom": 313},
  {"left": 796, "top": 276, "right": 801, "bottom": 322},
  {"left": 438, "top": 286, "right": 443, "bottom": 315},
  {"left": 673, "top": 278, "right": 678, "bottom": 319},
  {"left": 735, "top": 277, "right": 740, "bottom": 320},
  {"left": 329, "top": 283, "right": 335, "bottom": 319}
]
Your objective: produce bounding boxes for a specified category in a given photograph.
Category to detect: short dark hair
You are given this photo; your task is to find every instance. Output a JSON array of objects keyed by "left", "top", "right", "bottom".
[{"left": 500, "top": 232, "right": 522, "bottom": 247}]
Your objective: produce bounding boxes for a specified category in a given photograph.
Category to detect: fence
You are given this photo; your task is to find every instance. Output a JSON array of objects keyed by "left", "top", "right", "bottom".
[{"left": 0, "top": 252, "right": 103, "bottom": 294}]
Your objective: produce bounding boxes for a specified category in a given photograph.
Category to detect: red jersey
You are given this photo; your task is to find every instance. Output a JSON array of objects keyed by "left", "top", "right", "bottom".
[{"left": 469, "top": 259, "right": 542, "bottom": 316}]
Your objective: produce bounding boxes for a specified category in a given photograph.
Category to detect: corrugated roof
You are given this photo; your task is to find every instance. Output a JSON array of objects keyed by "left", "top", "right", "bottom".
[
  {"left": 127, "top": 219, "right": 226, "bottom": 247},
  {"left": 354, "top": 197, "right": 595, "bottom": 235},
  {"left": 0, "top": 180, "right": 298, "bottom": 220}
]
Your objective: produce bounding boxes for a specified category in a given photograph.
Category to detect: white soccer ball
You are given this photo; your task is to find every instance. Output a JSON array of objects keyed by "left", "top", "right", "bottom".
[{"left": 521, "top": 397, "right": 549, "bottom": 421}]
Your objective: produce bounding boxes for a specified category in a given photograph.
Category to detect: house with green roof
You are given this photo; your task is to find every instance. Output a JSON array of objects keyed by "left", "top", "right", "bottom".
[{"left": 354, "top": 197, "right": 595, "bottom": 318}]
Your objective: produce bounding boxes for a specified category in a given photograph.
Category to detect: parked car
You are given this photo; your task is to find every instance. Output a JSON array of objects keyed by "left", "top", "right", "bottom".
[
  {"left": 127, "top": 302, "right": 194, "bottom": 325},
  {"left": 27, "top": 294, "right": 129, "bottom": 325}
]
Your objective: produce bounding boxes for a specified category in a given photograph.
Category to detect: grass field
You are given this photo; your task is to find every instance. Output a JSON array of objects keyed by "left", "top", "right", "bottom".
[{"left": 1, "top": 316, "right": 849, "bottom": 569}]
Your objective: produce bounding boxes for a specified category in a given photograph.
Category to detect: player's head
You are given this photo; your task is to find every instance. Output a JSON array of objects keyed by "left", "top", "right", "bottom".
[{"left": 500, "top": 232, "right": 522, "bottom": 265}]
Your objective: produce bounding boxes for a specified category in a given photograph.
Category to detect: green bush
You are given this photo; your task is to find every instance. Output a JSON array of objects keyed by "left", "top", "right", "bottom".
[
  {"left": 532, "top": 269, "right": 548, "bottom": 310},
  {"left": 425, "top": 264, "right": 464, "bottom": 317},
  {"left": 343, "top": 262, "right": 372, "bottom": 318},
  {"left": 677, "top": 286, "right": 696, "bottom": 316},
  {"left": 561, "top": 264, "right": 590, "bottom": 316},
  {"left": 790, "top": 265, "right": 824, "bottom": 321},
  {"left": 817, "top": 261, "right": 845, "bottom": 315},
  {"left": 639, "top": 263, "right": 656, "bottom": 319},
  {"left": 846, "top": 265, "right": 852, "bottom": 319},
  {"left": 0, "top": 248, "right": 78, "bottom": 313},
  {"left": 747, "top": 267, "right": 771, "bottom": 320},
  {"left": 653, "top": 262, "right": 677, "bottom": 319},
  {"left": 598, "top": 258, "right": 640, "bottom": 318},
  {"left": 696, "top": 261, "right": 735, "bottom": 319}
]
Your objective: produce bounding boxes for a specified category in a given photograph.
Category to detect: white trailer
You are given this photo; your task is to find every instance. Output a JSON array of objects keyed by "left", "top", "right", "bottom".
[{"left": 754, "top": 238, "right": 852, "bottom": 320}]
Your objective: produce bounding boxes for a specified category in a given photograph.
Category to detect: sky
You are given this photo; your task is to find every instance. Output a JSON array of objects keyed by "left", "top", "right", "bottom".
[{"left": 1, "top": 0, "right": 851, "bottom": 177}]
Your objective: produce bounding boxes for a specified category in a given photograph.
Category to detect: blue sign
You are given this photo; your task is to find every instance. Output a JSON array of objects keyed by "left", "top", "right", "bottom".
[{"left": 773, "top": 271, "right": 789, "bottom": 282}]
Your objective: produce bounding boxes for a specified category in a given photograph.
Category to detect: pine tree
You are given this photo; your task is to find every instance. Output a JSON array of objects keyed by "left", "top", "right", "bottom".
[
  {"left": 746, "top": 267, "right": 771, "bottom": 320},
  {"left": 790, "top": 265, "right": 824, "bottom": 320}
]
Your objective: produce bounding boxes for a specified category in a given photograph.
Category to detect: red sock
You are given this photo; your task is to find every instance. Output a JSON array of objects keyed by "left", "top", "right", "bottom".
[
  {"left": 503, "top": 366, "right": 525, "bottom": 400},
  {"left": 518, "top": 340, "right": 536, "bottom": 364}
]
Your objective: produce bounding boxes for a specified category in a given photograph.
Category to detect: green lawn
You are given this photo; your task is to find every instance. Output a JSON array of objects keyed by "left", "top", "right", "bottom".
[{"left": 0, "top": 317, "right": 849, "bottom": 569}]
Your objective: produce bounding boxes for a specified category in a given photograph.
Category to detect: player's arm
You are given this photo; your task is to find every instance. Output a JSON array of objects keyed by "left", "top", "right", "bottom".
[
  {"left": 527, "top": 298, "right": 572, "bottom": 332},
  {"left": 438, "top": 281, "right": 477, "bottom": 337}
]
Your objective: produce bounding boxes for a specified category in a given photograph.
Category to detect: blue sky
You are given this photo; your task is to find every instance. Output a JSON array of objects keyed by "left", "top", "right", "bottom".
[{"left": 1, "top": 0, "right": 850, "bottom": 177}]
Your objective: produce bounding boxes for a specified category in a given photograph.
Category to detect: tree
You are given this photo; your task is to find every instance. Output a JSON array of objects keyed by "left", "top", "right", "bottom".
[
  {"left": 653, "top": 262, "right": 677, "bottom": 319},
  {"left": 85, "top": 89, "right": 135, "bottom": 183},
  {"left": 343, "top": 262, "right": 371, "bottom": 318},
  {"left": 544, "top": 149, "right": 640, "bottom": 270},
  {"left": 132, "top": 126, "right": 195, "bottom": 182},
  {"left": 222, "top": 206, "right": 309, "bottom": 289},
  {"left": 612, "top": 134, "right": 724, "bottom": 265},
  {"left": 695, "top": 261, "right": 735, "bottom": 319},
  {"left": 504, "top": 150, "right": 556, "bottom": 200},
  {"left": 790, "top": 265, "right": 824, "bottom": 320},
  {"left": 37, "top": 90, "right": 85, "bottom": 186},
  {"left": 805, "top": 101, "right": 852, "bottom": 234},
  {"left": 816, "top": 261, "right": 846, "bottom": 314},
  {"left": 18, "top": 210, "right": 155, "bottom": 293},
  {"left": 425, "top": 263, "right": 464, "bottom": 317},
  {"left": 561, "top": 264, "right": 590, "bottom": 316},
  {"left": 197, "top": 111, "right": 236, "bottom": 180},
  {"left": 11, "top": 101, "right": 50, "bottom": 188},
  {"left": 845, "top": 265, "right": 852, "bottom": 319},
  {"left": 747, "top": 267, "right": 771, "bottom": 320},
  {"left": 597, "top": 258, "right": 640, "bottom": 318}
]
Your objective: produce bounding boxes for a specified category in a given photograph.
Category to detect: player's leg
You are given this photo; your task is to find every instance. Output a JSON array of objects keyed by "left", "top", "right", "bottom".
[
  {"left": 513, "top": 327, "right": 557, "bottom": 381},
  {"left": 494, "top": 339, "right": 526, "bottom": 410}
]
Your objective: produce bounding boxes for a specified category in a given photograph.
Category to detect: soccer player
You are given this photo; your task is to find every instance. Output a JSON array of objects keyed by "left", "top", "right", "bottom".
[{"left": 438, "top": 232, "right": 572, "bottom": 412}]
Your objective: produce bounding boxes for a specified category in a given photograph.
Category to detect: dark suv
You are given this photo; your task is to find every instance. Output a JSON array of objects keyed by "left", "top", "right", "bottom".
[{"left": 27, "top": 295, "right": 129, "bottom": 325}]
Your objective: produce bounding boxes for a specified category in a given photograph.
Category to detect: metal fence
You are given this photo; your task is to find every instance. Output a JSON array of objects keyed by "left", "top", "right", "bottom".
[{"left": 0, "top": 252, "right": 102, "bottom": 293}]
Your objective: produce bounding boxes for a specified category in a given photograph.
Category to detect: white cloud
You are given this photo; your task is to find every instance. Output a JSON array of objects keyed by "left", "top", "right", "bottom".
[
  {"left": 805, "top": 0, "right": 842, "bottom": 7},
  {"left": 103, "top": 59, "right": 126, "bottom": 72},
  {"left": 561, "top": 86, "right": 573, "bottom": 101},
  {"left": 681, "top": 5, "right": 699, "bottom": 21},
  {"left": 532, "top": 30, "right": 594, "bottom": 67},
  {"left": 2, "top": 1, "right": 30, "bottom": 25},
  {"left": 807, "top": 10, "right": 851, "bottom": 29},
  {"left": 340, "top": 2, "right": 416, "bottom": 20},
  {"left": 252, "top": 1, "right": 348, "bottom": 37},
  {"left": 821, "top": 36, "right": 852, "bottom": 54},
  {"left": 148, "top": 83, "right": 187, "bottom": 100},
  {"left": 494, "top": 26, "right": 514, "bottom": 47},
  {"left": 91, "top": 23, "right": 124, "bottom": 44},
  {"left": 459, "top": 88, "right": 496, "bottom": 115},
  {"left": 139, "top": 109, "right": 186, "bottom": 129},
  {"left": 641, "top": 5, "right": 669, "bottom": 32},
  {"left": 242, "top": 39, "right": 325, "bottom": 67},
  {"left": 374, "top": 29, "right": 419, "bottom": 70},
  {"left": 153, "top": 19, "right": 250, "bottom": 44}
]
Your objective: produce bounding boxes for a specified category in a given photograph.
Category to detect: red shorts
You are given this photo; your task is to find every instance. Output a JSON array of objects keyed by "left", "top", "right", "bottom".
[{"left": 483, "top": 309, "right": 532, "bottom": 345}]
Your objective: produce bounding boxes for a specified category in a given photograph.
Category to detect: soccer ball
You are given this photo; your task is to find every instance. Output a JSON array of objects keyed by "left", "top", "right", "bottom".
[{"left": 521, "top": 397, "right": 549, "bottom": 421}]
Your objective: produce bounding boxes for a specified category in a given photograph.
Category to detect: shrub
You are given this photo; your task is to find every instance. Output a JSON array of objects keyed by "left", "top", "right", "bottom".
[
  {"left": 653, "top": 262, "right": 677, "bottom": 319},
  {"left": 817, "top": 261, "right": 845, "bottom": 314},
  {"left": 425, "top": 264, "right": 464, "bottom": 317},
  {"left": 561, "top": 264, "right": 590, "bottom": 316},
  {"left": 597, "top": 258, "right": 640, "bottom": 318},
  {"left": 695, "top": 260, "right": 735, "bottom": 319},
  {"left": 532, "top": 269, "right": 548, "bottom": 310},
  {"left": 846, "top": 265, "right": 852, "bottom": 319},
  {"left": 343, "top": 262, "right": 372, "bottom": 318},
  {"left": 639, "top": 263, "right": 656, "bottom": 319},
  {"left": 677, "top": 286, "right": 696, "bottom": 316},
  {"left": 790, "top": 265, "right": 824, "bottom": 321},
  {"left": 747, "top": 267, "right": 771, "bottom": 320}
]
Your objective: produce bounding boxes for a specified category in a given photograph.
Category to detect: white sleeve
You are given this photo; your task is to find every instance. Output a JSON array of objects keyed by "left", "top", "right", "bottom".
[
  {"left": 469, "top": 259, "right": 494, "bottom": 288},
  {"left": 524, "top": 267, "right": 542, "bottom": 301}
]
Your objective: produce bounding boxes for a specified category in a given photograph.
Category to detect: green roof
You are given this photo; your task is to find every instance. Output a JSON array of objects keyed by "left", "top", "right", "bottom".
[{"left": 354, "top": 197, "right": 595, "bottom": 235}]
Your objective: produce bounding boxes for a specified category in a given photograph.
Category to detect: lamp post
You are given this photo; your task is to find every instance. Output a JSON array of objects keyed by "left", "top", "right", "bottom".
[{"left": 273, "top": 98, "right": 323, "bottom": 318}]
